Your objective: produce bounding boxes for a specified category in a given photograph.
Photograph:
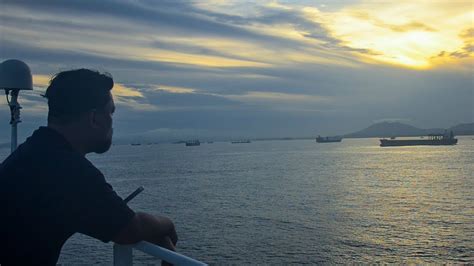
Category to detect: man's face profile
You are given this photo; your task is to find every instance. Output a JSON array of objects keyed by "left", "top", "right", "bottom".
[{"left": 92, "top": 92, "right": 115, "bottom": 154}]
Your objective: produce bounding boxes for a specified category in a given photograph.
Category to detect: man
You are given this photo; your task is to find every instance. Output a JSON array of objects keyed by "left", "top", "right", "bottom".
[{"left": 0, "top": 69, "right": 177, "bottom": 265}]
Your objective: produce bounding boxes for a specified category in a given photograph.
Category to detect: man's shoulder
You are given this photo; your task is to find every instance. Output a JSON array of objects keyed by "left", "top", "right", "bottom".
[
  {"left": 1, "top": 127, "right": 107, "bottom": 188},
  {"left": 2, "top": 141, "right": 102, "bottom": 183},
  {"left": 46, "top": 150, "right": 104, "bottom": 183},
  {"left": 30, "top": 136, "right": 99, "bottom": 171},
  {"left": 1, "top": 127, "right": 80, "bottom": 167}
]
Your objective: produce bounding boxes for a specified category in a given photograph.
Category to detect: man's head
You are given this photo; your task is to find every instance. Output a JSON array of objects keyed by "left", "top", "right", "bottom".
[{"left": 44, "top": 69, "right": 115, "bottom": 154}]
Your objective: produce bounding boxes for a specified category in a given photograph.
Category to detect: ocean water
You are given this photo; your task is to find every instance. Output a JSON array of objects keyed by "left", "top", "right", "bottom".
[{"left": 1, "top": 137, "right": 473, "bottom": 264}]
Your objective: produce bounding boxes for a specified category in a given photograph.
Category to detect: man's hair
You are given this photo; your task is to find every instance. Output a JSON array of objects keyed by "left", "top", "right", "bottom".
[{"left": 44, "top": 69, "right": 113, "bottom": 124}]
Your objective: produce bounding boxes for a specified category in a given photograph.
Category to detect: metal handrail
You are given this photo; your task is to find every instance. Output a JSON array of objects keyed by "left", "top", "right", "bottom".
[{"left": 113, "top": 241, "right": 207, "bottom": 266}]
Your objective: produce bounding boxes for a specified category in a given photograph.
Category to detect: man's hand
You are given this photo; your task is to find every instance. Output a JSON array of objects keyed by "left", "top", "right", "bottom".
[
  {"left": 147, "top": 215, "right": 178, "bottom": 247},
  {"left": 113, "top": 212, "right": 178, "bottom": 248}
]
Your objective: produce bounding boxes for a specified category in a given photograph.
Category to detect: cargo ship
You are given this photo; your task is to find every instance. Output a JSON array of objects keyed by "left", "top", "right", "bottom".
[
  {"left": 185, "top": 140, "right": 200, "bottom": 146},
  {"left": 231, "top": 140, "right": 251, "bottom": 144},
  {"left": 316, "top": 135, "right": 342, "bottom": 143},
  {"left": 380, "top": 131, "right": 457, "bottom": 147}
]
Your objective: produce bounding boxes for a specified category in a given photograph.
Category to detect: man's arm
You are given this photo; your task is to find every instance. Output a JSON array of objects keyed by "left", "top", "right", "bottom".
[{"left": 112, "top": 212, "right": 178, "bottom": 251}]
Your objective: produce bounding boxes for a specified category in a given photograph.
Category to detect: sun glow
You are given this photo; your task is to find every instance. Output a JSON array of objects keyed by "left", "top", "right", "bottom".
[
  {"left": 32, "top": 75, "right": 51, "bottom": 88},
  {"left": 317, "top": 1, "right": 474, "bottom": 69}
]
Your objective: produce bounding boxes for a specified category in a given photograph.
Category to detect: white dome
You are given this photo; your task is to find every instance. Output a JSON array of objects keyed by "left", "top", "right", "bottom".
[{"left": 0, "top": 59, "right": 33, "bottom": 90}]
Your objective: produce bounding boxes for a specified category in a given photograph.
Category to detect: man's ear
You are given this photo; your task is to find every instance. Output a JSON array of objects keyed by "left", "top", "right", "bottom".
[{"left": 87, "top": 110, "right": 100, "bottom": 129}]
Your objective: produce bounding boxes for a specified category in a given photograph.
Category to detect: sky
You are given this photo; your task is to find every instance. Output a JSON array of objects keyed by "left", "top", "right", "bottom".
[{"left": 0, "top": 0, "right": 473, "bottom": 143}]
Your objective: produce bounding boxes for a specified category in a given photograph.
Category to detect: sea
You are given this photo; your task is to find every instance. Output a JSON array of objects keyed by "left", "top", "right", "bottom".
[{"left": 1, "top": 137, "right": 473, "bottom": 264}]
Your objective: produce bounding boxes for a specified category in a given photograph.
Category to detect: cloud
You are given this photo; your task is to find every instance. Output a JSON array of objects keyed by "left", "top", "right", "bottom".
[
  {"left": 154, "top": 85, "right": 196, "bottom": 94},
  {"left": 143, "top": 90, "right": 241, "bottom": 111},
  {"left": 429, "top": 27, "right": 474, "bottom": 71},
  {"left": 2, "top": 0, "right": 366, "bottom": 71},
  {"left": 387, "top": 21, "right": 436, "bottom": 33},
  {"left": 1, "top": 0, "right": 472, "bottom": 141},
  {"left": 440, "top": 27, "right": 474, "bottom": 59},
  {"left": 460, "top": 28, "right": 474, "bottom": 39},
  {"left": 113, "top": 84, "right": 143, "bottom": 98},
  {"left": 373, "top": 118, "right": 413, "bottom": 124},
  {"left": 348, "top": 11, "right": 437, "bottom": 33},
  {"left": 0, "top": 38, "right": 217, "bottom": 78},
  {"left": 112, "top": 83, "right": 158, "bottom": 111},
  {"left": 2, "top": 0, "right": 306, "bottom": 47},
  {"left": 225, "top": 91, "right": 330, "bottom": 104}
]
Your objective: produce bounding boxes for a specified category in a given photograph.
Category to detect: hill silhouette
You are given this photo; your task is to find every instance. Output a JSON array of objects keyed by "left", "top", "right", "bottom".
[
  {"left": 449, "top": 123, "right": 474, "bottom": 135},
  {"left": 345, "top": 122, "right": 474, "bottom": 138}
]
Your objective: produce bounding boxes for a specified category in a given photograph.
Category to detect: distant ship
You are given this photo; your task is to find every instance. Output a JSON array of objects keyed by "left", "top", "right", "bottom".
[
  {"left": 131, "top": 143, "right": 141, "bottom": 146},
  {"left": 185, "top": 140, "right": 200, "bottom": 146},
  {"left": 380, "top": 131, "right": 457, "bottom": 147},
  {"left": 316, "top": 135, "right": 343, "bottom": 143},
  {"left": 231, "top": 140, "right": 251, "bottom": 144}
]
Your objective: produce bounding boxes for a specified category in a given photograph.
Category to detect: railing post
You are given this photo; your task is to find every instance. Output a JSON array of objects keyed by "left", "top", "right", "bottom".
[{"left": 113, "top": 244, "right": 133, "bottom": 266}]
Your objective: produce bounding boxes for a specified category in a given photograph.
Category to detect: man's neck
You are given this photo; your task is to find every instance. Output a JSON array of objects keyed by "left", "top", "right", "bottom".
[{"left": 47, "top": 124, "right": 88, "bottom": 156}]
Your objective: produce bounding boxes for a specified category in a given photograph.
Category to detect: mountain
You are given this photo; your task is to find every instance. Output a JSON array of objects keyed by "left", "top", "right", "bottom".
[
  {"left": 344, "top": 122, "right": 473, "bottom": 138},
  {"left": 448, "top": 123, "right": 474, "bottom": 135}
]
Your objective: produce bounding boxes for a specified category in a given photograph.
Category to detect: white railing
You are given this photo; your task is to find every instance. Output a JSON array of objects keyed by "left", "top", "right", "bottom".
[{"left": 113, "top": 241, "right": 207, "bottom": 266}]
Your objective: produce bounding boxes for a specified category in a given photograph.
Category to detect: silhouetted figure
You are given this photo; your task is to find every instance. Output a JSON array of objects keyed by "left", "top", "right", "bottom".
[{"left": 0, "top": 69, "right": 177, "bottom": 265}]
